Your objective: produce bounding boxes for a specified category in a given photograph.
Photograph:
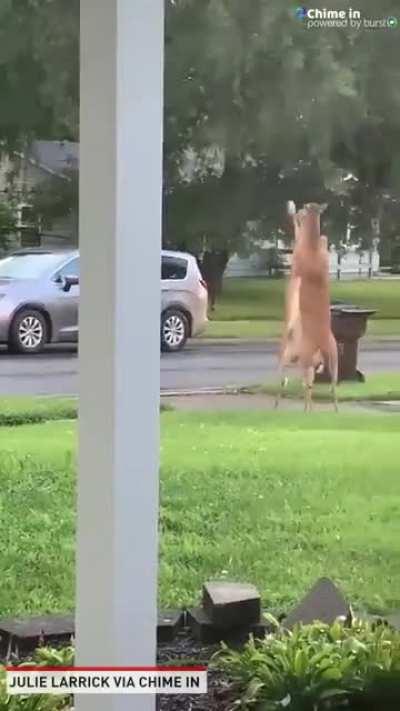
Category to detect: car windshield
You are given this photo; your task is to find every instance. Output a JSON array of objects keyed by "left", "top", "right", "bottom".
[{"left": 0, "top": 254, "right": 65, "bottom": 280}]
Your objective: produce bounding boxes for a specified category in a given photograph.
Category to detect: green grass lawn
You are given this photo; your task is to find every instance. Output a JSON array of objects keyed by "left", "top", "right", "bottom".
[
  {"left": 1, "top": 409, "right": 399, "bottom": 618},
  {"left": 203, "top": 278, "right": 400, "bottom": 339},
  {"left": 214, "top": 278, "right": 400, "bottom": 321},
  {"left": 204, "top": 318, "right": 400, "bottom": 340},
  {"left": 257, "top": 373, "right": 400, "bottom": 402}
]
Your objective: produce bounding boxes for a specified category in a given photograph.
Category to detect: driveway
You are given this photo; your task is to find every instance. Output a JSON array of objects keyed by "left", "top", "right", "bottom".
[{"left": 0, "top": 339, "right": 398, "bottom": 396}]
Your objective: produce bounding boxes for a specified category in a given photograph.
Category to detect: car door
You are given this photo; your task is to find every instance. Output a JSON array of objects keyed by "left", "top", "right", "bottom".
[
  {"left": 52, "top": 257, "right": 80, "bottom": 341},
  {"left": 161, "top": 255, "right": 188, "bottom": 311}
]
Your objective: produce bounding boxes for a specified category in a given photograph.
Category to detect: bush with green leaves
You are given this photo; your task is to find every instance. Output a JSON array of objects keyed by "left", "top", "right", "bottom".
[
  {"left": 0, "top": 398, "right": 170, "bottom": 429},
  {"left": 0, "top": 647, "right": 74, "bottom": 710},
  {"left": 212, "top": 616, "right": 400, "bottom": 710}
]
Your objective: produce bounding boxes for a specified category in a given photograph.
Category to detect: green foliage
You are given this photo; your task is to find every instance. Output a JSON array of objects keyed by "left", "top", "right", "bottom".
[
  {"left": 164, "top": 0, "right": 400, "bottom": 258},
  {"left": 1, "top": 1, "right": 399, "bottom": 260},
  {"left": 0, "top": 397, "right": 77, "bottom": 427},
  {"left": 0, "top": 396, "right": 168, "bottom": 431},
  {"left": 0, "top": 647, "right": 73, "bottom": 710},
  {"left": 0, "top": 0, "right": 78, "bottom": 148},
  {"left": 213, "top": 617, "right": 400, "bottom": 709},
  {"left": 29, "top": 171, "right": 78, "bottom": 243},
  {"left": 29, "top": 646, "right": 74, "bottom": 668}
]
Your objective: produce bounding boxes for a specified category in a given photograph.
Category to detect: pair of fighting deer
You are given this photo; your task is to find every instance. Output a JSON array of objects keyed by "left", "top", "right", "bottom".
[{"left": 275, "top": 202, "right": 338, "bottom": 412}]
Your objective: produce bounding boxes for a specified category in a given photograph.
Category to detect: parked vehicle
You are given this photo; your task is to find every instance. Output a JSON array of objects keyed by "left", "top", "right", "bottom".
[
  {"left": 0, "top": 248, "right": 207, "bottom": 354},
  {"left": 161, "top": 250, "right": 208, "bottom": 351}
]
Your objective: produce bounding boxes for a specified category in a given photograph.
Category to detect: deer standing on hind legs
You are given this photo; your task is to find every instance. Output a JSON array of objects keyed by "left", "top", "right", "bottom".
[{"left": 275, "top": 202, "right": 338, "bottom": 412}]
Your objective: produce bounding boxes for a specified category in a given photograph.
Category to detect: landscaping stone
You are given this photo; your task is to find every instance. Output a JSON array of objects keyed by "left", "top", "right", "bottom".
[
  {"left": 0, "top": 611, "right": 186, "bottom": 654},
  {"left": 187, "top": 607, "right": 270, "bottom": 645},
  {"left": 187, "top": 608, "right": 222, "bottom": 645},
  {"left": 0, "top": 614, "right": 74, "bottom": 655},
  {"left": 157, "top": 610, "right": 185, "bottom": 643},
  {"left": 283, "top": 578, "right": 351, "bottom": 629},
  {"left": 353, "top": 611, "right": 388, "bottom": 628},
  {"left": 202, "top": 581, "right": 261, "bottom": 629},
  {"left": 386, "top": 611, "right": 400, "bottom": 632}
]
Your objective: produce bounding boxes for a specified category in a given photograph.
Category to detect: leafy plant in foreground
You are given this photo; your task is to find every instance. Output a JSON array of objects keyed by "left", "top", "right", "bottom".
[
  {"left": 0, "top": 647, "right": 74, "bottom": 711},
  {"left": 212, "top": 616, "right": 400, "bottom": 710}
]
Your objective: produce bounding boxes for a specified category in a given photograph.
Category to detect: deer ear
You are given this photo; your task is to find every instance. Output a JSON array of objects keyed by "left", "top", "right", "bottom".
[{"left": 287, "top": 200, "right": 296, "bottom": 216}]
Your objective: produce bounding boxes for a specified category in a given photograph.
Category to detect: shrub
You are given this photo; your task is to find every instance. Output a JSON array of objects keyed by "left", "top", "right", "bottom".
[
  {"left": 0, "top": 646, "right": 74, "bottom": 710},
  {"left": 0, "top": 399, "right": 78, "bottom": 428},
  {"left": 0, "top": 409, "right": 77, "bottom": 428},
  {"left": 0, "top": 400, "right": 170, "bottom": 428},
  {"left": 212, "top": 616, "right": 400, "bottom": 710}
]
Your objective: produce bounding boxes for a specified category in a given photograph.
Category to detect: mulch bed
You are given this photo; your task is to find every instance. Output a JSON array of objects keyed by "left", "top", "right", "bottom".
[
  {"left": 1, "top": 636, "right": 234, "bottom": 711},
  {"left": 3, "top": 636, "right": 399, "bottom": 710},
  {"left": 156, "top": 636, "right": 233, "bottom": 711}
]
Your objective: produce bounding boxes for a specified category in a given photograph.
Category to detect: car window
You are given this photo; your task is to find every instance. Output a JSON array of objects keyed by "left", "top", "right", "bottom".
[
  {"left": 161, "top": 256, "right": 187, "bottom": 280},
  {"left": 0, "top": 254, "right": 66, "bottom": 280},
  {"left": 56, "top": 258, "right": 80, "bottom": 280}
]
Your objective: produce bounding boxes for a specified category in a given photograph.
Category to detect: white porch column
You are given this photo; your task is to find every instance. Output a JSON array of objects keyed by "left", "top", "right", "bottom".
[{"left": 77, "top": 1, "right": 163, "bottom": 709}]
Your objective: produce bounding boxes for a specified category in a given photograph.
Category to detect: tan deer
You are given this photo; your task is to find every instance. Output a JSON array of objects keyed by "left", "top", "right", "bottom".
[{"left": 275, "top": 202, "right": 338, "bottom": 412}]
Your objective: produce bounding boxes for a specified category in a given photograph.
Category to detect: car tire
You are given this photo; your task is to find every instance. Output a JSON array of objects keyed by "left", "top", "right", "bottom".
[
  {"left": 9, "top": 309, "right": 48, "bottom": 354},
  {"left": 161, "top": 309, "right": 189, "bottom": 352}
]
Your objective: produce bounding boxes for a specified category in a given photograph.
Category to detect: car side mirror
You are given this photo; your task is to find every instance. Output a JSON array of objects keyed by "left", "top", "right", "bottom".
[{"left": 62, "top": 275, "right": 79, "bottom": 292}]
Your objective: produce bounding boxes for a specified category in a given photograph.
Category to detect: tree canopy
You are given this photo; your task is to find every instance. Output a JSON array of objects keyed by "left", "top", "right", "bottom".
[
  {"left": 1, "top": 0, "right": 400, "bottom": 267},
  {"left": 0, "top": 0, "right": 78, "bottom": 149},
  {"left": 164, "top": 0, "right": 400, "bottom": 262}
]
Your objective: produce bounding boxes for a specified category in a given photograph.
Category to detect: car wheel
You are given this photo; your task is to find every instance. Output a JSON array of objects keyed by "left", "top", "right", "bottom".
[
  {"left": 161, "top": 309, "right": 188, "bottom": 352},
  {"left": 9, "top": 310, "right": 48, "bottom": 354}
]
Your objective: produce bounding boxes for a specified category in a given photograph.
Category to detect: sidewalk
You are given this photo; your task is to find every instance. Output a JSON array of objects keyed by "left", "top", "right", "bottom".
[{"left": 161, "top": 391, "right": 391, "bottom": 414}]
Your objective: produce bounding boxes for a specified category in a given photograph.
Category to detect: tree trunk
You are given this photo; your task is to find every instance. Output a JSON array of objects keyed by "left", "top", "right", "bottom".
[
  {"left": 200, "top": 249, "right": 229, "bottom": 310},
  {"left": 370, "top": 216, "right": 381, "bottom": 279}
]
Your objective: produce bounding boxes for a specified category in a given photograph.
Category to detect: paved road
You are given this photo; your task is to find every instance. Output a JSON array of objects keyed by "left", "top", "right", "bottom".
[{"left": 0, "top": 340, "right": 398, "bottom": 396}]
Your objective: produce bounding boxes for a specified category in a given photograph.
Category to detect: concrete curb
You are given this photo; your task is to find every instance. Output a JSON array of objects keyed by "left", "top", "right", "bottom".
[
  {"left": 196, "top": 336, "right": 400, "bottom": 347},
  {"left": 197, "top": 337, "right": 279, "bottom": 345},
  {"left": 161, "top": 386, "right": 242, "bottom": 397}
]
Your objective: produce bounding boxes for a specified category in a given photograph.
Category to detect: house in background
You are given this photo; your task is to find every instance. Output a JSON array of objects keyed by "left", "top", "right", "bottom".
[
  {"left": 225, "top": 241, "right": 380, "bottom": 279},
  {"left": 0, "top": 143, "right": 381, "bottom": 279},
  {"left": 0, "top": 140, "right": 78, "bottom": 252}
]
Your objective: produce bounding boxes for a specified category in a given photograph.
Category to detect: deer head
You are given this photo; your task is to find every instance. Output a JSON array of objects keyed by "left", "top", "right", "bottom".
[
  {"left": 304, "top": 202, "right": 328, "bottom": 215},
  {"left": 295, "top": 202, "right": 328, "bottom": 245}
]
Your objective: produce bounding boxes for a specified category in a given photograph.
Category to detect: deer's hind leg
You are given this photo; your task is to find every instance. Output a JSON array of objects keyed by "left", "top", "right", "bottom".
[
  {"left": 275, "top": 332, "right": 301, "bottom": 408},
  {"left": 274, "top": 361, "right": 289, "bottom": 409},
  {"left": 324, "top": 334, "right": 339, "bottom": 413},
  {"left": 303, "top": 365, "right": 315, "bottom": 413}
]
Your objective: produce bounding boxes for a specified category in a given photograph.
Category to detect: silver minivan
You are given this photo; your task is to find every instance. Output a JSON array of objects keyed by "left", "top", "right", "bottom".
[
  {"left": 0, "top": 248, "right": 208, "bottom": 353},
  {"left": 161, "top": 250, "right": 208, "bottom": 351}
]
